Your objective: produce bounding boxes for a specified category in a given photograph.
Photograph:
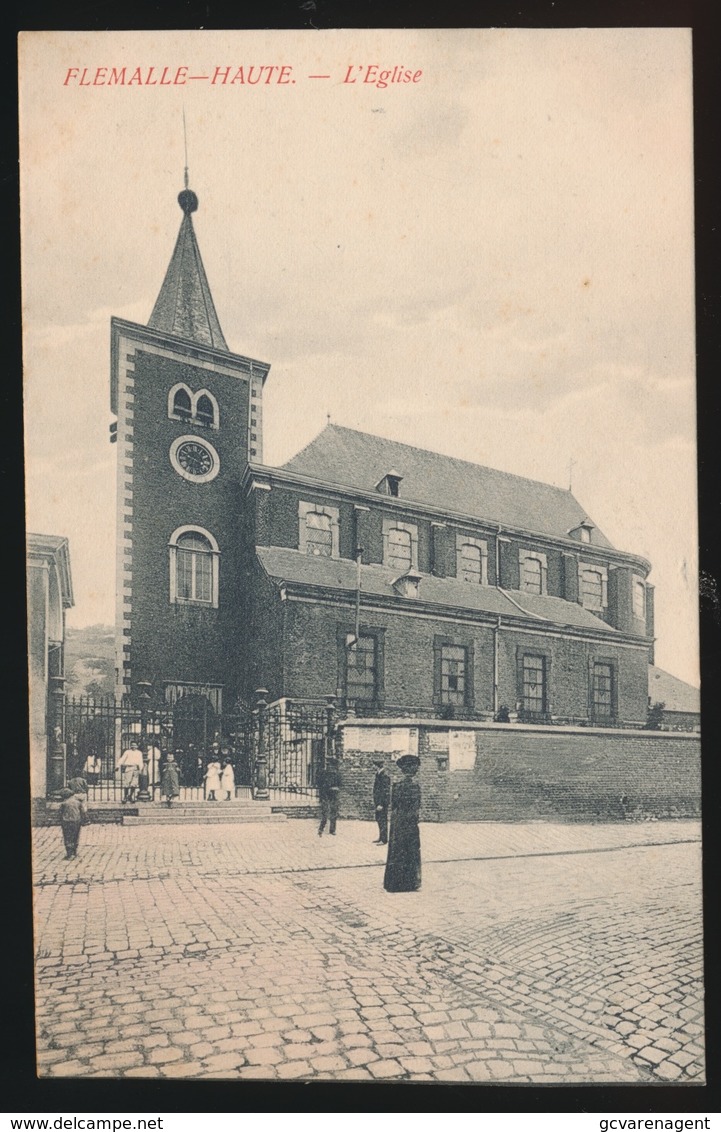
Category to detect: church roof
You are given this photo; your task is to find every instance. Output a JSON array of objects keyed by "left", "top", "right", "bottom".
[
  {"left": 256, "top": 546, "right": 617, "bottom": 634},
  {"left": 282, "top": 425, "right": 613, "bottom": 547},
  {"left": 148, "top": 188, "right": 228, "bottom": 350}
]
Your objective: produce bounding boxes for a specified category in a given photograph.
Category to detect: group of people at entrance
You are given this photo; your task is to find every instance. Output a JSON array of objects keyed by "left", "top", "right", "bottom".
[
  {"left": 115, "top": 739, "right": 237, "bottom": 806},
  {"left": 316, "top": 753, "right": 422, "bottom": 892}
]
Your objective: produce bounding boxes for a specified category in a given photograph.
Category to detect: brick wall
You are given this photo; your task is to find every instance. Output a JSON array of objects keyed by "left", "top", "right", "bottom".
[
  {"left": 659, "top": 710, "right": 700, "bottom": 733},
  {"left": 279, "top": 599, "right": 499, "bottom": 712},
  {"left": 275, "top": 597, "right": 650, "bottom": 724},
  {"left": 127, "top": 349, "right": 251, "bottom": 701},
  {"left": 335, "top": 720, "right": 701, "bottom": 823}
]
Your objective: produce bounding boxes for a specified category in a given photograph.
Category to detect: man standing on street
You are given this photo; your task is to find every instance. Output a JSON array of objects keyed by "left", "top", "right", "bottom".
[
  {"left": 317, "top": 756, "right": 340, "bottom": 836},
  {"left": 117, "top": 739, "right": 144, "bottom": 804},
  {"left": 372, "top": 758, "right": 391, "bottom": 845}
]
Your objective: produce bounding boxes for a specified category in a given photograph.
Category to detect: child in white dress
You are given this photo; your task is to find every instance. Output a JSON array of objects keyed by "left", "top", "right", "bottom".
[
  {"left": 205, "top": 758, "right": 221, "bottom": 801},
  {"left": 221, "top": 757, "right": 235, "bottom": 801}
]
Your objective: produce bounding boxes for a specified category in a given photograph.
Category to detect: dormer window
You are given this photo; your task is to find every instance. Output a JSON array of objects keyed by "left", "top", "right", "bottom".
[
  {"left": 392, "top": 570, "right": 422, "bottom": 599},
  {"left": 376, "top": 469, "right": 403, "bottom": 498},
  {"left": 569, "top": 520, "right": 595, "bottom": 544},
  {"left": 298, "top": 501, "right": 340, "bottom": 558}
]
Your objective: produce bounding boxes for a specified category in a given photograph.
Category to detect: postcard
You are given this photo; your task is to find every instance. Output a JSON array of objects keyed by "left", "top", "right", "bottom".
[{"left": 21, "top": 28, "right": 702, "bottom": 1085}]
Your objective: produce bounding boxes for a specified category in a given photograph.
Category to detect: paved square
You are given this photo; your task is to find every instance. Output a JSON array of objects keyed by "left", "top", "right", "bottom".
[{"left": 32, "top": 819, "right": 704, "bottom": 1083}]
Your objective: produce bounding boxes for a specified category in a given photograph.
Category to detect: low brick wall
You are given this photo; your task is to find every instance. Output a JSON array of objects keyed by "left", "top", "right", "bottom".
[
  {"left": 335, "top": 719, "right": 701, "bottom": 823},
  {"left": 32, "top": 800, "right": 126, "bottom": 827}
]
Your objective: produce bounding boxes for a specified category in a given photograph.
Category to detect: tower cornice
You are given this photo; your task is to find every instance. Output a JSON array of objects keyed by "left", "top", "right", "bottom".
[{"left": 110, "top": 317, "right": 270, "bottom": 414}]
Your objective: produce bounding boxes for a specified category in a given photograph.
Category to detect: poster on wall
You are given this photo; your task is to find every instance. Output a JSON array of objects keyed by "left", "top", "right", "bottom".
[
  {"left": 447, "top": 730, "right": 477, "bottom": 771},
  {"left": 21, "top": 29, "right": 702, "bottom": 1088}
]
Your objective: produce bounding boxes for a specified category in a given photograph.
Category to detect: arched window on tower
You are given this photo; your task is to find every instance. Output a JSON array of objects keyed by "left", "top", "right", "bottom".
[
  {"left": 169, "top": 526, "right": 220, "bottom": 608},
  {"left": 195, "top": 393, "right": 216, "bottom": 428},
  {"left": 172, "top": 387, "right": 192, "bottom": 421},
  {"left": 168, "top": 384, "right": 220, "bottom": 429}
]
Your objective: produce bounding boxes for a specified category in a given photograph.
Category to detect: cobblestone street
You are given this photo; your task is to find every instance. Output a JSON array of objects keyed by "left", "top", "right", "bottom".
[{"left": 32, "top": 819, "right": 704, "bottom": 1085}]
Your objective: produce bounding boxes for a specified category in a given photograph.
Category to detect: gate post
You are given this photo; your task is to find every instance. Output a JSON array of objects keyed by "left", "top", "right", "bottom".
[
  {"left": 46, "top": 676, "right": 67, "bottom": 798},
  {"left": 136, "top": 681, "right": 153, "bottom": 802},
  {"left": 254, "top": 688, "right": 270, "bottom": 801},
  {"left": 325, "top": 694, "right": 337, "bottom": 765}
]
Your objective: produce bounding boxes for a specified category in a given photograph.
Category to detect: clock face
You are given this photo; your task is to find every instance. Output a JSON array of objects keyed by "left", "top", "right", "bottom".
[
  {"left": 177, "top": 441, "right": 213, "bottom": 476},
  {"left": 169, "top": 436, "right": 220, "bottom": 483}
]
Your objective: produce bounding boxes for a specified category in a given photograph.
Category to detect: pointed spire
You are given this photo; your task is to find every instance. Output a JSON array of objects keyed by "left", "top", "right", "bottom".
[{"left": 148, "top": 185, "right": 229, "bottom": 351}]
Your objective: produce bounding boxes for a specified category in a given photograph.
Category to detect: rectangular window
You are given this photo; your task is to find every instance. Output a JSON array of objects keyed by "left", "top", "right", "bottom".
[
  {"left": 387, "top": 527, "right": 412, "bottom": 570},
  {"left": 633, "top": 579, "right": 646, "bottom": 620},
  {"left": 305, "top": 512, "right": 333, "bottom": 556},
  {"left": 299, "top": 501, "right": 340, "bottom": 557},
  {"left": 382, "top": 518, "right": 418, "bottom": 571},
  {"left": 523, "top": 559, "right": 542, "bottom": 593},
  {"left": 580, "top": 565, "right": 608, "bottom": 611},
  {"left": 176, "top": 547, "right": 212, "bottom": 603},
  {"left": 441, "top": 645, "right": 467, "bottom": 706},
  {"left": 456, "top": 536, "right": 488, "bottom": 585},
  {"left": 519, "top": 551, "right": 547, "bottom": 595},
  {"left": 176, "top": 547, "right": 193, "bottom": 600},
  {"left": 592, "top": 662, "right": 614, "bottom": 719},
  {"left": 522, "top": 654, "right": 546, "bottom": 714},
  {"left": 345, "top": 634, "right": 378, "bottom": 706}
]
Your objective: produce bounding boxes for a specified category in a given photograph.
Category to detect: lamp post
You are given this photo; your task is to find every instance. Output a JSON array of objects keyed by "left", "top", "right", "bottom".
[
  {"left": 254, "top": 688, "right": 270, "bottom": 801},
  {"left": 136, "top": 681, "right": 153, "bottom": 802},
  {"left": 345, "top": 544, "right": 364, "bottom": 718}
]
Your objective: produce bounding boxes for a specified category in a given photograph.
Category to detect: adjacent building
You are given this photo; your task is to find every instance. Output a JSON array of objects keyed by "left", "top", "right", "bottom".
[{"left": 26, "top": 533, "right": 74, "bottom": 799}]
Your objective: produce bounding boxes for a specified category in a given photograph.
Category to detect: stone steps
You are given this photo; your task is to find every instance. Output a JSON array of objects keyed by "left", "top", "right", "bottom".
[{"left": 122, "top": 804, "right": 288, "bottom": 825}]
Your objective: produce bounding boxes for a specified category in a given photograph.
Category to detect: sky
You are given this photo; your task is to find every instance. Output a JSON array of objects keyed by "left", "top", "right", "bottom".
[{"left": 20, "top": 28, "right": 698, "bottom": 684}]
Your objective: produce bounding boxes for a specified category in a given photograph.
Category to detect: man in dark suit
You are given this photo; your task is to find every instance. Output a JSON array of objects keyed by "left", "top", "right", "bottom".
[
  {"left": 372, "top": 758, "right": 391, "bottom": 845},
  {"left": 317, "top": 756, "right": 340, "bottom": 836}
]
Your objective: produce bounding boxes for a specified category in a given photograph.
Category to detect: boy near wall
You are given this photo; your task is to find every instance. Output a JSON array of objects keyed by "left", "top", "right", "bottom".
[{"left": 58, "top": 787, "right": 88, "bottom": 859}]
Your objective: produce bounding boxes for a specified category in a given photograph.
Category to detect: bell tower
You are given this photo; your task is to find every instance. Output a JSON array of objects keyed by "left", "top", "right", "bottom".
[{"left": 110, "top": 184, "right": 270, "bottom": 712}]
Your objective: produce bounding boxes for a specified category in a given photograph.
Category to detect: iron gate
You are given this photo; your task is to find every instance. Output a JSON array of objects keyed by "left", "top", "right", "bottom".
[
  {"left": 261, "top": 698, "right": 335, "bottom": 803},
  {"left": 48, "top": 692, "right": 335, "bottom": 805}
]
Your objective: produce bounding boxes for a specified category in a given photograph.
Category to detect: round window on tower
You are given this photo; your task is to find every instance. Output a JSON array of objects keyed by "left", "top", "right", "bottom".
[{"left": 169, "top": 436, "right": 220, "bottom": 483}]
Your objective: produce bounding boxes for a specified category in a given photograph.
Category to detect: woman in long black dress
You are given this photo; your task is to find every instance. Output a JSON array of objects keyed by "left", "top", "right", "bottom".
[{"left": 383, "top": 755, "right": 422, "bottom": 892}]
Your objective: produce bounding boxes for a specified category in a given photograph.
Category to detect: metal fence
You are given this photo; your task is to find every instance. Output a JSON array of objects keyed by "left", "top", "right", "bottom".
[
  {"left": 48, "top": 691, "right": 335, "bottom": 806},
  {"left": 263, "top": 699, "right": 334, "bottom": 802}
]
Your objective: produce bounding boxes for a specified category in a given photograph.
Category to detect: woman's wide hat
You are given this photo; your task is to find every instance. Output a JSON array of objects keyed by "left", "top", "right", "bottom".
[{"left": 396, "top": 755, "right": 420, "bottom": 772}]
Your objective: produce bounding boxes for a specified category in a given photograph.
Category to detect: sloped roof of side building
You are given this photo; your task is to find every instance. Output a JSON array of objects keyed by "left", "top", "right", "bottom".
[{"left": 256, "top": 546, "right": 618, "bottom": 634}]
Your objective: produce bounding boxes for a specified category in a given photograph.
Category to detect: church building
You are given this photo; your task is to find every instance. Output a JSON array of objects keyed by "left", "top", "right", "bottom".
[{"left": 111, "top": 184, "right": 655, "bottom": 729}]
